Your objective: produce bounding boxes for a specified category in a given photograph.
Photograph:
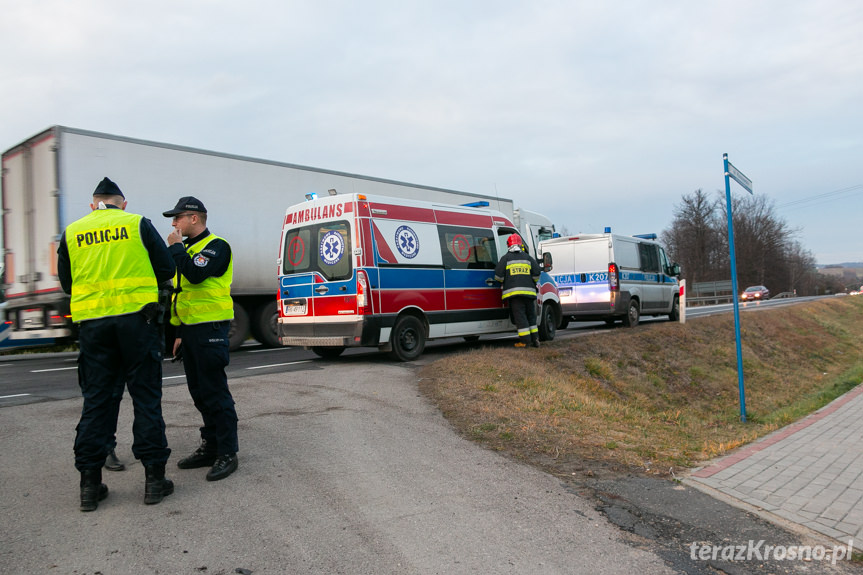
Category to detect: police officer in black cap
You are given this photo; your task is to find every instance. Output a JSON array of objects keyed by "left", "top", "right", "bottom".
[
  {"left": 57, "top": 177, "right": 176, "bottom": 511},
  {"left": 163, "top": 196, "right": 239, "bottom": 481}
]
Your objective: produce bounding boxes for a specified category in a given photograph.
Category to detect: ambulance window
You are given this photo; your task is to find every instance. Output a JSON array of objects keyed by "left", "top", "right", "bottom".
[
  {"left": 282, "top": 221, "right": 352, "bottom": 281},
  {"left": 438, "top": 227, "right": 496, "bottom": 270}
]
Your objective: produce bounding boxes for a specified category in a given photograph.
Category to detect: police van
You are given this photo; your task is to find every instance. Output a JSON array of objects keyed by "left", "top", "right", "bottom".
[
  {"left": 539, "top": 231, "right": 681, "bottom": 328},
  {"left": 277, "top": 192, "right": 561, "bottom": 360}
]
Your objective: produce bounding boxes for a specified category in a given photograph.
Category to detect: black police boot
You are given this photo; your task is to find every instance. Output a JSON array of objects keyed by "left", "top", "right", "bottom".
[
  {"left": 144, "top": 463, "right": 174, "bottom": 505},
  {"left": 80, "top": 468, "right": 108, "bottom": 512},
  {"left": 104, "top": 448, "right": 125, "bottom": 471},
  {"left": 176, "top": 439, "right": 218, "bottom": 469},
  {"left": 206, "top": 453, "right": 238, "bottom": 482}
]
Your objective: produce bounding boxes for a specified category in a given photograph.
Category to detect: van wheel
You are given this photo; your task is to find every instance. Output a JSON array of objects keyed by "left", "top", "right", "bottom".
[
  {"left": 623, "top": 300, "right": 640, "bottom": 327},
  {"left": 390, "top": 315, "right": 426, "bottom": 361},
  {"left": 312, "top": 346, "right": 345, "bottom": 359},
  {"left": 669, "top": 296, "right": 680, "bottom": 322},
  {"left": 228, "top": 303, "right": 250, "bottom": 351},
  {"left": 250, "top": 300, "right": 280, "bottom": 347},
  {"left": 538, "top": 303, "right": 557, "bottom": 341}
]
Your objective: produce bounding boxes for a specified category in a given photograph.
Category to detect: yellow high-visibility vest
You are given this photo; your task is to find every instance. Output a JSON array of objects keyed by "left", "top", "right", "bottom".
[
  {"left": 171, "top": 234, "right": 234, "bottom": 326},
  {"left": 66, "top": 209, "right": 158, "bottom": 322}
]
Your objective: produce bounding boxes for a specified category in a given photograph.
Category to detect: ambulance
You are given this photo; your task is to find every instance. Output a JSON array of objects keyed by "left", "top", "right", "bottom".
[
  {"left": 277, "top": 192, "right": 561, "bottom": 360},
  {"left": 539, "top": 231, "right": 681, "bottom": 328}
]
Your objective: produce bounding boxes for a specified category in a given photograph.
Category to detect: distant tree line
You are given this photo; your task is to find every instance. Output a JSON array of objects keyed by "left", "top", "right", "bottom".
[{"left": 661, "top": 189, "right": 846, "bottom": 297}]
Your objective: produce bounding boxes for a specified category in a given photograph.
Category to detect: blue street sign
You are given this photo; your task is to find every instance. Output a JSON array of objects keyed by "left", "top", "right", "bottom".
[{"left": 726, "top": 162, "right": 753, "bottom": 194}]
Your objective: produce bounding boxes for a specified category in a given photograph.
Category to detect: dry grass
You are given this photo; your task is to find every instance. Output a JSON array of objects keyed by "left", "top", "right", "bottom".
[{"left": 418, "top": 296, "right": 863, "bottom": 478}]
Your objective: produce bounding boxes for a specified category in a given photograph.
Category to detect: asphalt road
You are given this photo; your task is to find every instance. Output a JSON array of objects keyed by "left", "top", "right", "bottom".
[
  {"left": 3, "top": 296, "right": 852, "bottom": 574},
  {"left": 1, "top": 346, "right": 677, "bottom": 574}
]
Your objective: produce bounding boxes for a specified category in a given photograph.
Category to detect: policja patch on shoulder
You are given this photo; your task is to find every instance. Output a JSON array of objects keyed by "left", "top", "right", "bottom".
[{"left": 193, "top": 254, "right": 210, "bottom": 267}]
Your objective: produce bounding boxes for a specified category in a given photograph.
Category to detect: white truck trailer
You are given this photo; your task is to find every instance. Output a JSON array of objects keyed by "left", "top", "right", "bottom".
[{"left": 1, "top": 125, "right": 553, "bottom": 350}]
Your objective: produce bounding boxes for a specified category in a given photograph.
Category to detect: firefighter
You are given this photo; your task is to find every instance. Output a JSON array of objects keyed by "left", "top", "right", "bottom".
[
  {"left": 57, "top": 177, "right": 175, "bottom": 511},
  {"left": 494, "top": 233, "right": 541, "bottom": 348}
]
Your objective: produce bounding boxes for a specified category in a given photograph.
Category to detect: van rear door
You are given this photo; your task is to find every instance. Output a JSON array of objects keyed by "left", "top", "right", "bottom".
[{"left": 280, "top": 217, "right": 359, "bottom": 335}]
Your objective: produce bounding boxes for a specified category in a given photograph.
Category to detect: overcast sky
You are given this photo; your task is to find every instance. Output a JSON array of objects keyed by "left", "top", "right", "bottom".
[{"left": 1, "top": 1, "right": 861, "bottom": 265}]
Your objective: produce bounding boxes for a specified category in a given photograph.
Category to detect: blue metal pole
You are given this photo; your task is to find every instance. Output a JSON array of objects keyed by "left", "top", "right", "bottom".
[{"left": 724, "top": 153, "right": 747, "bottom": 422}]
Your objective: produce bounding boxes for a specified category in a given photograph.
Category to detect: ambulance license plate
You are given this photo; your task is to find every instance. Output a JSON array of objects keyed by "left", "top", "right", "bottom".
[{"left": 282, "top": 299, "right": 307, "bottom": 315}]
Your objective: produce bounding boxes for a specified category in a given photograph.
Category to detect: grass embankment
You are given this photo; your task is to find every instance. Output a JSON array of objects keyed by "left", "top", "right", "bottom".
[{"left": 418, "top": 297, "right": 863, "bottom": 478}]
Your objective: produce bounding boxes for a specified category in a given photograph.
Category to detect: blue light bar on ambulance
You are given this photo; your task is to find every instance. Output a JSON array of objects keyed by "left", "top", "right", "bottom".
[{"left": 461, "top": 201, "right": 490, "bottom": 207}]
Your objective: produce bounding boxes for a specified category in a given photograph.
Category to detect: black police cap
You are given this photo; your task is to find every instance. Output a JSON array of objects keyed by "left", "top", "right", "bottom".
[
  {"left": 93, "top": 177, "right": 124, "bottom": 198},
  {"left": 163, "top": 196, "right": 207, "bottom": 217}
]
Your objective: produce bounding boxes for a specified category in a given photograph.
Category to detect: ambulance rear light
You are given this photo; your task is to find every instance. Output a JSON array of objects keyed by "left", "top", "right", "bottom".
[
  {"left": 356, "top": 270, "right": 370, "bottom": 313},
  {"left": 608, "top": 262, "right": 619, "bottom": 291}
]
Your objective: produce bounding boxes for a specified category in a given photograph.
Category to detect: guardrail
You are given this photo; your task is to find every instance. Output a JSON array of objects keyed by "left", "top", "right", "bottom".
[{"left": 688, "top": 280, "right": 734, "bottom": 306}]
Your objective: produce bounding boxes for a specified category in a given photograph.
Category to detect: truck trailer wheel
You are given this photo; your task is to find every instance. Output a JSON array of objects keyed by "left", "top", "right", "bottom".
[
  {"left": 228, "top": 303, "right": 250, "bottom": 351},
  {"left": 390, "top": 315, "right": 426, "bottom": 361},
  {"left": 250, "top": 300, "right": 280, "bottom": 348}
]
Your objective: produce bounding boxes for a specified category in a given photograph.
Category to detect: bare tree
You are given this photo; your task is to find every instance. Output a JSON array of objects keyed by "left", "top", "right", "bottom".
[{"left": 662, "top": 189, "right": 822, "bottom": 296}]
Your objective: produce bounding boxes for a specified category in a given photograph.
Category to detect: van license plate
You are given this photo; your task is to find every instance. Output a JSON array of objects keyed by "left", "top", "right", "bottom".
[{"left": 282, "top": 300, "right": 307, "bottom": 315}]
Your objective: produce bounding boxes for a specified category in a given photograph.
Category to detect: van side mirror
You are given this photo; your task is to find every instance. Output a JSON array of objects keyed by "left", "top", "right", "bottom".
[
  {"left": 670, "top": 263, "right": 681, "bottom": 277},
  {"left": 542, "top": 252, "right": 553, "bottom": 273}
]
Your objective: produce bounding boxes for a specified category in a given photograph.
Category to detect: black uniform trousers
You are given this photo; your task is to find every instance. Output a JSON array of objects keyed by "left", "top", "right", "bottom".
[
  {"left": 180, "top": 320, "right": 238, "bottom": 455},
  {"left": 508, "top": 295, "right": 538, "bottom": 345},
  {"left": 75, "top": 312, "right": 170, "bottom": 470}
]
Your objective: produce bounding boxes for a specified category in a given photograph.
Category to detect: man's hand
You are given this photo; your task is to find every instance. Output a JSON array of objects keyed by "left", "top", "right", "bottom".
[{"left": 167, "top": 228, "right": 183, "bottom": 246}]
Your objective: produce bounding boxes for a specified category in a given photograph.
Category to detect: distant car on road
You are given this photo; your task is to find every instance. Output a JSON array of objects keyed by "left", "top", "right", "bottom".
[{"left": 740, "top": 285, "right": 770, "bottom": 301}]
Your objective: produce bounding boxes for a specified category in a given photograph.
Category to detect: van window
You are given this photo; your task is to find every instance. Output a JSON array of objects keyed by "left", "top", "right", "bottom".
[
  {"left": 638, "top": 243, "right": 660, "bottom": 273},
  {"left": 438, "top": 226, "right": 497, "bottom": 270},
  {"left": 282, "top": 221, "right": 352, "bottom": 281},
  {"left": 616, "top": 240, "right": 639, "bottom": 270},
  {"left": 659, "top": 247, "right": 671, "bottom": 275}
]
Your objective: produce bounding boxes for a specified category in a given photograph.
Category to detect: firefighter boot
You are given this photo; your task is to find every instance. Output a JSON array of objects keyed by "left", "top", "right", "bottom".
[
  {"left": 80, "top": 468, "right": 108, "bottom": 512},
  {"left": 144, "top": 463, "right": 175, "bottom": 505}
]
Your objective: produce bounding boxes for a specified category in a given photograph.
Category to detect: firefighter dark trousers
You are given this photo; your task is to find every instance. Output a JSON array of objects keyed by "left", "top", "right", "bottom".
[
  {"left": 180, "top": 321, "right": 239, "bottom": 455},
  {"left": 508, "top": 295, "right": 539, "bottom": 345},
  {"left": 75, "top": 313, "right": 171, "bottom": 471}
]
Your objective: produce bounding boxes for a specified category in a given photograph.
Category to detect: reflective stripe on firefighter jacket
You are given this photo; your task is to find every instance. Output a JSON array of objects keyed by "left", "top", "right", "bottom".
[
  {"left": 494, "top": 249, "right": 540, "bottom": 300},
  {"left": 66, "top": 209, "right": 158, "bottom": 322},
  {"left": 171, "top": 234, "right": 234, "bottom": 326}
]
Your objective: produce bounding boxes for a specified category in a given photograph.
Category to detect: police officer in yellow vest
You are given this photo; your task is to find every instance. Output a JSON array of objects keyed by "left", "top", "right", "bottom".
[
  {"left": 163, "top": 196, "right": 239, "bottom": 482},
  {"left": 57, "top": 177, "right": 176, "bottom": 511}
]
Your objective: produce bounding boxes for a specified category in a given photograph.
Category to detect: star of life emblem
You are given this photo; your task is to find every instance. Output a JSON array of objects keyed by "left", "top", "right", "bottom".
[
  {"left": 320, "top": 231, "right": 344, "bottom": 265},
  {"left": 395, "top": 225, "right": 419, "bottom": 259}
]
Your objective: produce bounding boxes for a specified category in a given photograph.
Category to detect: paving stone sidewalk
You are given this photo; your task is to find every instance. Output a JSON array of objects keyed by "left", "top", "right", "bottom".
[{"left": 686, "top": 384, "right": 863, "bottom": 545}]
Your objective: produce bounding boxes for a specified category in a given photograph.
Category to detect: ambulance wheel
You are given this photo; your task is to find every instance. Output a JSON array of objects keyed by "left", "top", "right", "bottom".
[
  {"left": 250, "top": 300, "right": 280, "bottom": 348},
  {"left": 538, "top": 303, "right": 557, "bottom": 341},
  {"left": 623, "top": 300, "right": 640, "bottom": 327},
  {"left": 390, "top": 315, "right": 426, "bottom": 361},
  {"left": 669, "top": 296, "right": 680, "bottom": 322},
  {"left": 312, "top": 346, "right": 345, "bottom": 359},
  {"left": 228, "top": 303, "right": 250, "bottom": 351}
]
